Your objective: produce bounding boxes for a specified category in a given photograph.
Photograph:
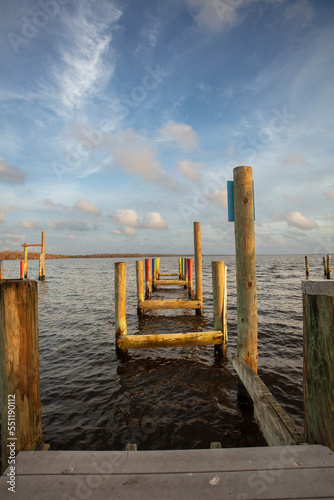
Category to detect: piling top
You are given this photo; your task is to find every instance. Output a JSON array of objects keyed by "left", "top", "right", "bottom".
[{"left": 302, "top": 280, "right": 334, "bottom": 296}]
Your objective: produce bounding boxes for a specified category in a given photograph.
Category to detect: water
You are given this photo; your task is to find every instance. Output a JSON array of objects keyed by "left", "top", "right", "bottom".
[{"left": 1, "top": 254, "right": 323, "bottom": 454}]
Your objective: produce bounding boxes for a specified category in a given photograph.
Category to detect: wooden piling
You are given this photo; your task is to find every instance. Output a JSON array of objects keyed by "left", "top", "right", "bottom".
[
  {"left": 187, "top": 258, "right": 193, "bottom": 298},
  {"left": 136, "top": 260, "right": 144, "bottom": 316},
  {"left": 24, "top": 244, "right": 28, "bottom": 278},
  {"left": 212, "top": 261, "right": 227, "bottom": 355},
  {"left": 184, "top": 258, "right": 188, "bottom": 289},
  {"left": 20, "top": 260, "right": 25, "bottom": 280},
  {"left": 39, "top": 231, "right": 45, "bottom": 280},
  {"left": 0, "top": 280, "right": 45, "bottom": 473},
  {"left": 302, "top": 280, "right": 334, "bottom": 451},
  {"left": 233, "top": 166, "right": 258, "bottom": 372},
  {"left": 194, "top": 222, "right": 203, "bottom": 315},
  {"left": 178, "top": 257, "right": 182, "bottom": 279},
  {"left": 327, "top": 254, "right": 331, "bottom": 279},
  {"left": 0, "top": 260, "right": 3, "bottom": 281},
  {"left": 115, "top": 263, "right": 127, "bottom": 351},
  {"left": 145, "top": 258, "right": 151, "bottom": 299},
  {"left": 305, "top": 256, "right": 309, "bottom": 278},
  {"left": 323, "top": 256, "right": 327, "bottom": 277}
]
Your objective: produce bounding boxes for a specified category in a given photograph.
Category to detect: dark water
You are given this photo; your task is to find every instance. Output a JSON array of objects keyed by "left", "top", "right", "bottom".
[{"left": 1, "top": 254, "right": 324, "bottom": 453}]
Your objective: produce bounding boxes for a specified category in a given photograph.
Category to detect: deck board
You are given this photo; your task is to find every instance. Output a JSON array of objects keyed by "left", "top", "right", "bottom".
[{"left": 1, "top": 445, "right": 333, "bottom": 499}]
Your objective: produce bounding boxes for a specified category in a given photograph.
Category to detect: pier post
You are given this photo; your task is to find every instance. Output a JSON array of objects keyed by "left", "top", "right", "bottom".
[
  {"left": 305, "top": 256, "right": 309, "bottom": 278},
  {"left": 327, "top": 254, "right": 331, "bottom": 279},
  {"left": 0, "top": 260, "right": 3, "bottom": 280},
  {"left": 0, "top": 280, "right": 45, "bottom": 473},
  {"left": 187, "top": 258, "right": 193, "bottom": 298},
  {"left": 233, "top": 166, "right": 258, "bottom": 372},
  {"left": 20, "top": 260, "right": 25, "bottom": 280},
  {"left": 145, "top": 258, "right": 151, "bottom": 299},
  {"left": 152, "top": 258, "right": 156, "bottom": 290},
  {"left": 194, "top": 222, "right": 203, "bottom": 315},
  {"left": 302, "top": 280, "right": 334, "bottom": 451},
  {"left": 212, "top": 261, "right": 227, "bottom": 355},
  {"left": 39, "top": 231, "right": 45, "bottom": 280},
  {"left": 24, "top": 244, "right": 28, "bottom": 278},
  {"left": 115, "top": 263, "right": 127, "bottom": 352},
  {"left": 178, "top": 257, "right": 182, "bottom": 279},
  {"left": 136, "top": 260, "right": 144, "bottom": 316},
  {"left": 323, "top": 256, "right": 327, "bottom": 277}
]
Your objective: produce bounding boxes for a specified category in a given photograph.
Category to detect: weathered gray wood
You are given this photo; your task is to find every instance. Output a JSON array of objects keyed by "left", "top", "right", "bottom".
[
  {"left": 4, "top": 446, "right": 333, "bottom": 475},
  {"left": 139, "top": 299, "right": 202, "bottom": 310},
  {"left": 302, "top": 280, "right": 334, "bottom": 296},
  {"left": 1, "top": 447, "right": 334, "bottom": 500},
  {"left": 303, "top": 282, "right": 334, "bottom": 452},
  {"left": 117, "top": 331, "right": 223, "bottom": 349},
  {"left": 232, "top": 356, "right": 305, "bottom": 446},
  {"left": 233, "top": 166, "right": 258, "bottom": 372}
]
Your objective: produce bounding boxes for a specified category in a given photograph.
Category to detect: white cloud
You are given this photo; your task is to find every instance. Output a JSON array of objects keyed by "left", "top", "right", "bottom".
[
  {"left": 1, "top": 233, "right": 25, "bottom": 248},
  {"left": 325, "top": 190, "right": 334, "bottom": 200},
  {"left": 17, "top": 220, "right": 43, "bottom": 230},
  {"left": 0, "top": 212, "right": 4, "bottom": 223},
  {"left": 0, "top": 158, "right": 27, "bottom": 184},
  {"left": 74, "top": 199, "right": 100, "bottom": 216},
  {"left": 44, "top": 199, "right": 70, "bottom": 210},
  {"left": 207, "top": 189, "right": 228, "bottom": 210},
  {"left": 157, "top": 123, "right": 199, "bottom": 151},
  {"left": 178, "top": 160, "right": 204, "bottom": 181},
  {"left": 142, "top": 212, "right": 168, "bottom": 230},
  {"left": 105, "top": 129, "right": 175, "bottom": 188},
  {"left": 285, "top": 211, "right": 317, "bottom": 230},
  {"left": 111, "top": 209, "right": 168, "bottom": 236},
  {"left": 39, "top": 1, "right": 121, "bottom": 115},
  {"left": 113, "top": 209, "right": 139, "bottom": 228}
]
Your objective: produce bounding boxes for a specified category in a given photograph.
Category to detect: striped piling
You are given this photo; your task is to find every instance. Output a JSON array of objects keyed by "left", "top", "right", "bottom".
[{"left": 145, "top": 258, "right": 151, "bottom": 299}]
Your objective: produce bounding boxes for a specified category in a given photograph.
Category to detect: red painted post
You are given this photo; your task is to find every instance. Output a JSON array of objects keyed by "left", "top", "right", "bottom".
[{"left": 20, "top": 261, "right": 25, "bottom": 280}]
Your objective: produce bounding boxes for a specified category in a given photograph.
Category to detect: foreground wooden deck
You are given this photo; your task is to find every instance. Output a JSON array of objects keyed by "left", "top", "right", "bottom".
[{"left": 1, "top": 445, "right": 334, "bottom": 499}]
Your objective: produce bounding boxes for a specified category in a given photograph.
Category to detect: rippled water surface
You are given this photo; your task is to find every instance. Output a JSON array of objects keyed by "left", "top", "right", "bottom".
[{"left": 2, "top": 254, "right": 323, "bottom": 453}]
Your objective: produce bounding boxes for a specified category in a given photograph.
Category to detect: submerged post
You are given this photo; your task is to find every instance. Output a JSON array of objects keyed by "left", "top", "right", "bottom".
[
  {"left": 115, "top": 263, "right": 127, "bottom": 352},
  {"left": 194, "top": 222, "right": 203, "bottom": 315},
  {"left": 136, "top": 260, "right": 144, "bottom": 316},
  {"left": 212, "top": 261, "right": 227, "bottom": 356},
  {"left": 145, "top": 258, "right": 151, "bottom": 299},
  {"left": 187, "top": 258, "right": 193, "bottom": 298},
  {"left": 302, "top": 280, "right": 334, "bottom": 451},
  {"left": 0, "top": 280, "right": 45, "bottom": 473},
  {"left": 233, "top": 166, "right": 258, "bottom": 372},
  {"left": 305, "top": 256, "right": 309, "bottom": 278}
]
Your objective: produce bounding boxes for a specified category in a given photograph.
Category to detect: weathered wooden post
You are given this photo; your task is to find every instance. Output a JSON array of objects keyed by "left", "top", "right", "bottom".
[
  {"left": 305, "top": 256, "right": 309, "bottom": 278},
  {"left": 115, "top": 263, "right": 127, "bottom": 353},
  {"left": 187, "top": 258, "right": 193, "bottom": 298},
  {"left": 20, "top": 261, "right": 25, "bottom": 280},
  {"left": 0, "top": 280, "right": 45, "bottom": 474},
  {"left": 212, "top": 261, "right": 227, "bottom": 356},
  {"left": 151, "top": 258, "right": 156, "bottom": 290},
  {"left": 145, "top": 258, "right": 151, "bottom": 299},
  {"left": 39, "top": 231, "right": 45, "bottom": 281},
  {"left": 24, "top": 244, "right": 28, "bottom": 278},
  {"left": 156, "top": 258, "right": 160, "bottom": 280},
  {"left": 327, "top": 254, "right": 331, "bottom": 279},
  {"left": 0, "top": 260, "right": 3, "bottom": 280},
  {"left": 136, "top": 260, "right": 144, "bottom": 316},
  {"left": 302, "top": 280, "right": 334, "bottom": 451},
  {"left": 233, "top": 166, "right": 258, "bottom": 372},
  {"left": 194, "top": 222, "right": 203, "bottom": 315},
  {"left": 178, "top": 257, "right": 182, "bottom": 279},
  {"left": 184, "top": 258, "right": 188, "bottom": 289},
  {"left": 323, "top": 256, "right": 327, "bottom": 277}
]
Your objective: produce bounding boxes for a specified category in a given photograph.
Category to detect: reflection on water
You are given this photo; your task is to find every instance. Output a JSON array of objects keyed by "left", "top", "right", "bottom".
[{"left": 1, "top": 254, "right": 318, "bottom": 452}]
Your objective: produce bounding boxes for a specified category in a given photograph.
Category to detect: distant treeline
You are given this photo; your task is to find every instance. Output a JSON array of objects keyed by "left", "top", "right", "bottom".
[{"left": 0, "top": 251, "right": 192, "bottom": 261}]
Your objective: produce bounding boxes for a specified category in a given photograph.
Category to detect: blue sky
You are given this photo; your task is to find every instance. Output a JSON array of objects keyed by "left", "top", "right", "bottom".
[{"left": 0, "top": 0, "right": 333, "bottom": 255}]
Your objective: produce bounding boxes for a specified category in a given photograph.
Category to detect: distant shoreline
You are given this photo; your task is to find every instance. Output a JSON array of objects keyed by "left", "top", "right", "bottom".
[{"left": 0, "top": 251, "right": 199, "bottom": 261}]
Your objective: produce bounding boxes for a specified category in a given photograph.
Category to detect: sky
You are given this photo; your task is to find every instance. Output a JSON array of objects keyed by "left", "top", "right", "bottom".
[{"left": 0, "top": 0, "right": 333, "bottom": 255}]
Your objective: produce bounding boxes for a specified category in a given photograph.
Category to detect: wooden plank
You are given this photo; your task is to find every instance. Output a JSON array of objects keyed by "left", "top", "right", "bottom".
[
  {"left": 158, "top": 273, "right": 180, "bottom": 276},
  {"left": 153, "top": 279, "right": 188, "bottom": 286},
  {"left": 1, "top": 467, "right": 334, "bottom": 499},
  {"left": 302, "top": 280, "right": 334, "bottom": 296},
  {"left": 4, "top": 445, "right": 334, "bottom": 476},
  {"left": 139, "top": 299, "right": 202, "bottom": 310},
  {"left": 232, "top": 356, "right": 305, "bottom": 446},
  {"left": 117, "top": 331, "right": 223, "bottom": 349}
]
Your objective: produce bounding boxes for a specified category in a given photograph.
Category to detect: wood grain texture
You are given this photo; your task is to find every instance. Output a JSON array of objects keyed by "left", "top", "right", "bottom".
[
  {"left": 139, "top": 299, "right": 202, "bottom": 310},
  {"left": 114, "top": 263, "right": 127, "bottom": 344},
  {"left": 117, "top": 331, "right": 223, "bottom": 349}
]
